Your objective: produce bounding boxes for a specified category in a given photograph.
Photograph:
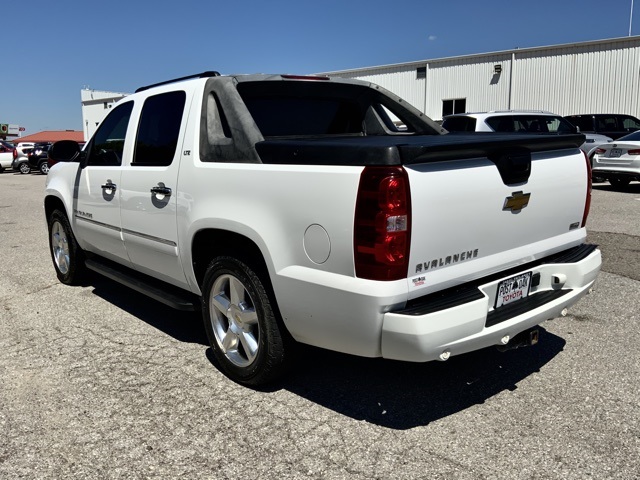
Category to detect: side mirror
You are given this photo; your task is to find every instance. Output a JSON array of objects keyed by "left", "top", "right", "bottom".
[{"left": 49, "top": 140, "right": 81, "bottom": 162}]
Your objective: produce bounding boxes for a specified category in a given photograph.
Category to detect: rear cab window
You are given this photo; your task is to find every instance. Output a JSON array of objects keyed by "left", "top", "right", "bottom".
[{"left": 236, "top": 81, "right": 424, "bottom": 138}]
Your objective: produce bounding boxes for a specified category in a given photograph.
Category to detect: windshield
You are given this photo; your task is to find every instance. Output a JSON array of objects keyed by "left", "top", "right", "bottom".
[{"left": 617, "top": 130, "right": 640, "bottom": 141}]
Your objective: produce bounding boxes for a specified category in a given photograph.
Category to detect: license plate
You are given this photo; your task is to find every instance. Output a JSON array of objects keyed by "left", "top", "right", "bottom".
[
  {"left": 495, "top": 272, "right": 532, "bottom": 308},
  {"left": 609, "top": 148, "right": 623, "bottom": 158}
]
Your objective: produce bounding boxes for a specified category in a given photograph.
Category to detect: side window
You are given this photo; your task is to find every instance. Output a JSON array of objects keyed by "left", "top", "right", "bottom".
[
  {"left": 621, "top": 116, "right": 640, "bottom": 130},
  {"left": 554, "top": 117, "right": 576, "bottom": 134},
  {"left": 442, "top": 116, "right": 476, "bottom": 132},
  {"left": 486, "top": 116, "right": 516, "bottom": 132},
  {"left": 133, "top": 91, "right": 186, "bottom": 167},
  {"left": 86, "top": 101, "right": 134, "bottom": 167},
  {"left": 596, "top": 116, "right": 618, "bottom": 131},
  {"left": 568, "top": 116, "right": 592, "bottom": 132}
]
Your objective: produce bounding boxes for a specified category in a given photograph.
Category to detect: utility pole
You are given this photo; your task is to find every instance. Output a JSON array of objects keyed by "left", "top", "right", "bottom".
[{"left": 630, "top": 0, "right": 634, "bottom": 36}]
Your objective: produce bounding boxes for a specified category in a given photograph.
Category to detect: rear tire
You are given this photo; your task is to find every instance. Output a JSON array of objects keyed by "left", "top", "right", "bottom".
[
  {"left": 19, "top": 162, "right": 31, "bottom": 174},
  {"left": 39, "top": 162, "right": 50, "bottom": 174},
  {"left": 48, "top": 209, "right": 86, "bottom": 285},
  {"left": 201, "top": 256, "right": 290, "bottom": 386}
]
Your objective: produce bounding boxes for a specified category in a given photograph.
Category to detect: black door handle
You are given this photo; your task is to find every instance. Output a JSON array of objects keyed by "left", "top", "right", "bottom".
[
  {"left": 150, "top": 183, "right": 172, "bottom": 196},
  {"left": 101, "top": 180, "right": 117, "bottom": 191}
]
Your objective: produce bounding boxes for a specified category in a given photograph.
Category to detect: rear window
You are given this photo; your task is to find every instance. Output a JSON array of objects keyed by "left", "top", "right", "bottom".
[
  {"left": 486, "top": 115, "right": 575, "bottom": 133},
  {"left": 236, "top": 81, "right": 418, "bottom": 138},
  {"left": 243, "top": 96, "right": 363, "bottom": 136}
]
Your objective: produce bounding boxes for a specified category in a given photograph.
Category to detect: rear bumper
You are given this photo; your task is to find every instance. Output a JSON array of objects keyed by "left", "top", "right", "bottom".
[
  {"left": 591, "top": 167, "right": 640, "bottom": 181},
  {"left": 381, "top": 246, "right": 601, "bottom": 362}
]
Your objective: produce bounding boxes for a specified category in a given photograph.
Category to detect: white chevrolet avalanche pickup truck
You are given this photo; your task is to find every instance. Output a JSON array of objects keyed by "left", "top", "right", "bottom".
[{"left": 44, "top": 72, "right": 601, "bottom": 385}]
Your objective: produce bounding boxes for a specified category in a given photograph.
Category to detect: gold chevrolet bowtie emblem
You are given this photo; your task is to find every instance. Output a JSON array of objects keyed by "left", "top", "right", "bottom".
[{"left": 503, "top": 191, "right": 531, "bottom": 213}]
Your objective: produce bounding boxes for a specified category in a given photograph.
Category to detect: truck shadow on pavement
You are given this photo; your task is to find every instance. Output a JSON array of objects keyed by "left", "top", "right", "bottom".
[
  {"left": 279, "top": 330, "right": 566, "bottom": 430},
  {"left": 88, "top": 274, "right": 209, "bottom": 346},
  {"left": 89, "top": 273, "right": 566, "bottom": 430}
]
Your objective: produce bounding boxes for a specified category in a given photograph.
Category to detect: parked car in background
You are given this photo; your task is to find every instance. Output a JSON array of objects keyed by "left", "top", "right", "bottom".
[
  {"left": 47, "top": 141, "right": 84, "bottom": 171},
  {"left": 11, "top": 142, "right": 36, "bottom": 170},
  {"left": 0, "top": 140, "right": 15, "bottom": 150},
  {"left": 27, "top": 143, "right": 53, "bottom": 174},
  {"left": 591, "top": 130, "right": 640, "bottom": 189},
  {"left": 0, "top": 140, "right": 16, "bottom": 172},
  {"left": 564, "top": 114, "right": 640, "bottom": 140},
  {"left": 442, "top": 110, "right": 613, "bottom": 159}
]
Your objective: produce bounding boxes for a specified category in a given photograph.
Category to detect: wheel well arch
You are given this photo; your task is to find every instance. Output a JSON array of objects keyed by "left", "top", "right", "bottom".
[
  {"left": 191, "top": 229, "right": 270, "bottom": 289},
  {"left": 44, "top": 195, "right": 68, "bottom": 222}
]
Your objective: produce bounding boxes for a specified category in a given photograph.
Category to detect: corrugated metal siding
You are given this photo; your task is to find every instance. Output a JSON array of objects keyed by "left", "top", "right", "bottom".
[
  {"left": 512, "top": 40, "right": 640, "bottom": 116},
  {"left": 426, "top": 54, "right": 512, "bottom": 119},
  {"left": 331, "top": 66, "right": 426, "bottom": 113},
  {"left": 325, "top": 37, "right": 640, "bottom": 121}
]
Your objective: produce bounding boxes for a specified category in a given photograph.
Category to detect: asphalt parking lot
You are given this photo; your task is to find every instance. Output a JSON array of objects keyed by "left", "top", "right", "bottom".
[{"left": 1, "top": 173, "right": 638, "bottom": 480}]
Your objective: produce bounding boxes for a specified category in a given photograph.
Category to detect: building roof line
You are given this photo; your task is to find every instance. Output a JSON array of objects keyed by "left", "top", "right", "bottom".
[
  {"left": 320, "top": 35, "right": 640, "bottom": 75},
  {"left": 81, "top": 95, "right": 128, "bottom": 107}
]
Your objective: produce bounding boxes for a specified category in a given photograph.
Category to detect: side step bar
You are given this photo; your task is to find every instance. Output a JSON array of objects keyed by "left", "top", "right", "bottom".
[{"left": 85, "top": 257, "right": 201, "bottom": 311}]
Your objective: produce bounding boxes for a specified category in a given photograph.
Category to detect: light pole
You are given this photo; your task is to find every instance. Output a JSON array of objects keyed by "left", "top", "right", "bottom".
[{"left": 630, "top": 0, "right": 634, "bottom": 36}]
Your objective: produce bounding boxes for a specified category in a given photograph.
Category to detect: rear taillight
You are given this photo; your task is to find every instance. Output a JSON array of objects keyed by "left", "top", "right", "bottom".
[
  {"left": 627, "top": 149, "right": 640, "bottom": 155},
  {"left": 12, "top": 149, "right": 17, "bottom": 160},
  {"left": 581, "top": 151, "right": 592, "bottom": 228},
  {"left": 594, "top": 148, "right": 606, "bottom": 155},
  {"left": 354, "top": 166, "right": 411, "bottom": 281}
]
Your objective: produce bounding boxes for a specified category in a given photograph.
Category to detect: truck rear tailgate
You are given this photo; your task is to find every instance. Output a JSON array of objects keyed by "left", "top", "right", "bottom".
[
  {"left": 400, "top": 133, "right": 589, "bottom": 298},
  {"left": 256, "top": 132, "right": 589, "bottom": 298}
]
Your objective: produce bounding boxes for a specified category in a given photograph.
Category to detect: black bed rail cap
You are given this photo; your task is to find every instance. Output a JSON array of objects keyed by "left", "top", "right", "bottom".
[{"left": 135, "top": 71, "right": 221, "bottom": 93}]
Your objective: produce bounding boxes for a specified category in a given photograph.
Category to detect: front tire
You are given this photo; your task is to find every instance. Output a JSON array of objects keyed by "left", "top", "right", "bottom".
[
  {"left": 48, "top": 209, "right": 86, "bottom": 285},
  {"left": 202, "top": 256, "right": 290, "bottom": 386}
]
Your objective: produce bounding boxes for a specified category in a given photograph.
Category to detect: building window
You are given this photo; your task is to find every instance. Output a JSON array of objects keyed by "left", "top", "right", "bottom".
[
  {"left": 442, "top": 98, "right": 466, "bottom": 117},
  {"left": 416, "top": 67, "right": 426, "bottom": 79}
]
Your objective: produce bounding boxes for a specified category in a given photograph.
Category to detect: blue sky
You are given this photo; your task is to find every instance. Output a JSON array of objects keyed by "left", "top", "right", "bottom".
[{"left": 2, "top": 0, "right": 638, "bottom": 135}]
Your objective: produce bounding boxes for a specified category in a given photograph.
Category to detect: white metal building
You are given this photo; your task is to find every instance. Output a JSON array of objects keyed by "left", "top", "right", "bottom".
[
  {"left": 80, "top": 89, "right": 129, "bottom": 141},
  {"left": 321, "top": 36, "right": 640, "bottom": 122}
]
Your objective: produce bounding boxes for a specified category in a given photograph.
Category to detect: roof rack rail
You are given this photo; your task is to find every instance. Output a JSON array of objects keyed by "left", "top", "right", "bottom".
[{"left": 135, "top": 71, "right": 221, "bottom": 93}]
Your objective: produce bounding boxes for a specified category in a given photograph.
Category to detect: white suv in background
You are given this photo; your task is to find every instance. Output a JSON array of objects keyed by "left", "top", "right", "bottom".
[
  {"left": 0, "top": 140, "right": 15, "bottom": 172},
  {"left": 11, "top": 142, "right": 36, "bottom": 170},
  {"left": 442, "top": 110, "right": 613, "bottom": 160}
]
